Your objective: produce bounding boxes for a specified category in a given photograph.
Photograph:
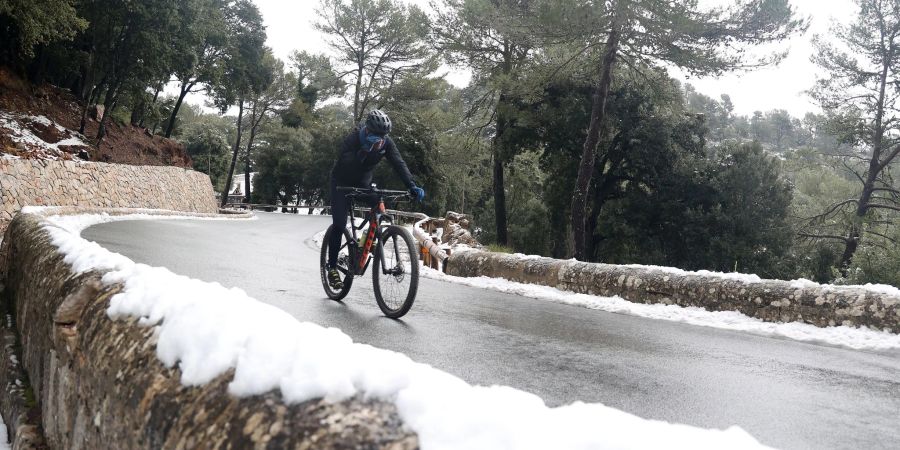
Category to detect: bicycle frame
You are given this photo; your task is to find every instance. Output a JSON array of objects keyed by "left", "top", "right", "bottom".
[{"left": 342, "top": 188, "right": 405, "bottom": 277}]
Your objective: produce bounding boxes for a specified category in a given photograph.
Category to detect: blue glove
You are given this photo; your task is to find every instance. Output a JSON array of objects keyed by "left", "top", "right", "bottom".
[{"left": 410, "top": 186, "right": 425, "bottom": 202}]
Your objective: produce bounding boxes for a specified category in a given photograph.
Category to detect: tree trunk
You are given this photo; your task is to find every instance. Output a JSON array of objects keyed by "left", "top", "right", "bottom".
[
  {"left": 492, "top": 155, "right": 508, "bottom": 246},
  {"left": 242, "top": 103, "right": 261, "bottom": 204},
  {"left": 839, "top": 166, "right": 878, "bottom": 272},
  {"left": 221, "top": 98, "right": 245, "bottom": 208},
  {"left": 96, "top": 80, "right": 121, "bottom": 144},
  {"left": 164, "top": 81, "right": 194, "bottom": 138},
  {"left": 139, "top": 85, "right": 162, "bottom": 128},
  {"left": 570, "top": 23, "right": 622, "bottom": 261},
  {"left": 491, "top": 92, "right": 511, "bottom": 246},
  {"left": 838, "top": 39, "right": 893, "bottom": 272},
  {"left": 130, "top": 98, "right": 142, "bottom": 126},
  {"left": 79, "top": 85, "right": 96, "bottom": 135},
  {"left": 244, "top": 154, "right": 252, "bottom": 204},
  {"left": 354, "top": 63, "right": 364, "bottom": 122}
]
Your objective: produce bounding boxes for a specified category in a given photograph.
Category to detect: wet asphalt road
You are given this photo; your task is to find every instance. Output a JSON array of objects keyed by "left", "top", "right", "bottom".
[{"left": 82, "top": 213, "right": 900, "bottom": 450}]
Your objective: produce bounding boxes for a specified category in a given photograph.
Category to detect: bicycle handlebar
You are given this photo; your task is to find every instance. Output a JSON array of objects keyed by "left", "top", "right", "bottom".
[{"left": 336, "top": 186, "right": 409, "bottom": 197}]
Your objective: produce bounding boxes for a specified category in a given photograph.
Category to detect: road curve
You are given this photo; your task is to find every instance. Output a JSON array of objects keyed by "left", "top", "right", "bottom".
[{"left": 82, "top": 213, "right": 900, "bottom": 450}]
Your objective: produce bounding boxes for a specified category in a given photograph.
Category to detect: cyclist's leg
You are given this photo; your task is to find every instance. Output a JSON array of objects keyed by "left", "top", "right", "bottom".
[{"left": 328, "top": 178, "right": 347, "bottom": 268}]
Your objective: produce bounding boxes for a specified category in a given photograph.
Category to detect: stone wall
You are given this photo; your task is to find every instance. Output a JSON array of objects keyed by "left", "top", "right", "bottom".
[
  {"left": 0, "top": 159, "right": 217, "bottom": 235},
  {"left": 0, "top": 211, "right": 416, "bottom": 449},
  {"left": 446, "top": 251, "right": 900, "bottom": 333}
]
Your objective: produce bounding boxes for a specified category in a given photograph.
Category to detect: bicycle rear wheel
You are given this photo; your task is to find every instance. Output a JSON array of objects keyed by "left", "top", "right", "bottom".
[
  {"left": 320, "top": 224, "right": 355, "bottom": 300},
  {"left": 372, "top": 225, "right": 419, "bottom": 318}
]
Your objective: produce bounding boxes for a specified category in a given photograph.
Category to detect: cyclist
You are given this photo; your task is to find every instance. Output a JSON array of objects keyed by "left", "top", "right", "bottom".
[{"left": 326, "top": 109, "right": 425, "bottom": 289}]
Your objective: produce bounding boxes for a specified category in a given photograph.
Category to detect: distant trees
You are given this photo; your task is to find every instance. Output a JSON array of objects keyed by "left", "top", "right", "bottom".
[
  {"left": 237, "top": 55, "right": 295, "bottom": 203},
  {"left": 177, "top": 105, "right": 233, "bottom": 190},
  {"left": 283, "top": 50, "right": 346, "bottom": 127},
  {"left": 211, "top": 0, "right": 269, "bottom": 207},
  {"left": 806, "top": 0, "right": 900, "bottom": 272},
  {"left": 164, "top": 0, "right": 230, "bottom": 138},
  {"left": 3, "top": 0, "right": 898, "bottom": 285}
]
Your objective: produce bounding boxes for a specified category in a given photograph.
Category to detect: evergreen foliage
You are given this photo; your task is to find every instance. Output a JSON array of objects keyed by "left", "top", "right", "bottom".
[{"left": 0, "top": 0, "right": 897, "bottom": 285}]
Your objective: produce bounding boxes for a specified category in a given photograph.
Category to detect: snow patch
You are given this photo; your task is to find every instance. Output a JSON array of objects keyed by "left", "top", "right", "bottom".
[
  {"left": 418, "top": 267, "right": 900, "bottom": 352},
  {"left": 39, "top": 212, "right": 773, "bottom": 450},
  {"left": 0, "top": 111, "right": 89, "bottom": 160},
  {"left": 619, "top": 263, "right": 900, "bottom": 297},
  {"left": 35, "top": 209, "right": 257, "bottom": 239},
  {"left": 313, "top": 227, "right": 900, "bottom": 351},
  {"left": 256, "top": 207, "right": 326, "bottom": 215}
]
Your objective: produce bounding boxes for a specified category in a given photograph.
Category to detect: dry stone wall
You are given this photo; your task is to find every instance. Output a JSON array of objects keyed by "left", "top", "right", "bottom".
[
  {"left": 446, "top": 251, "right": 900, "bottom": 333},
  {"left": 0, "top": 159, "right": 217, "bottom": 234},
  {"left": 0, "top": 211, "right": 417, "bottom": 449}
]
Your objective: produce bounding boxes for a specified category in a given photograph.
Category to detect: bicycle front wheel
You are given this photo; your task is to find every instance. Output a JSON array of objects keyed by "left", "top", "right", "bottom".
[
  {"left": 372, "top": 225, "right": 419, "bottom": 318},
  {"left": 320, "top": 224, "right": 355, "bottom": 300}
]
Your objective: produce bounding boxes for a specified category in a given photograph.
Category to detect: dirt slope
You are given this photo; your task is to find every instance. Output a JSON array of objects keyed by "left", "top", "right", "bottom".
[{"left": 0, "top": 67, "right": 192, "bottom": 167}]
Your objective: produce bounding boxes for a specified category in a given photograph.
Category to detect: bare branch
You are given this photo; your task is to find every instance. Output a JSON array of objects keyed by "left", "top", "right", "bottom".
[
  {"left": 798, "top": 232, "right": 849, "bottom": 243},
  {"left": 863, "top": 229, "right": 898, "bottom": 244},
  {"left": 803, "top": 198, "right": 859, "bottom": 221},
  {"left": 878, "top": 144, "right": 900, "bottom": 172},
  {"left": 868, "top": 203, "right": 900, "bottom": 212}
]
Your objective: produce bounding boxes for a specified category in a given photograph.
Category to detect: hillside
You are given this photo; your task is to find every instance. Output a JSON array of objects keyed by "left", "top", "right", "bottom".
[{"left": 0, "top": 68, "right": 192, "bottom": 167}]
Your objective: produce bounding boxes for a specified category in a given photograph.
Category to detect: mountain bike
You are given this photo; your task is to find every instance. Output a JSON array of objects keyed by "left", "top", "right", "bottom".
[{"left": 320, "top": 186, "right": 420, "bottom": 318}]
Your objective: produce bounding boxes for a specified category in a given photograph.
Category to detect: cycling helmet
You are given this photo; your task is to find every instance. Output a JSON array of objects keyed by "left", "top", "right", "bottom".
[{"left": 365, "top": 109, "right": 392, "bottom": 135}]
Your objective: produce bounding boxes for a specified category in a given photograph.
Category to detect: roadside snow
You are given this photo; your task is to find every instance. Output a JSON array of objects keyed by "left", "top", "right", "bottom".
[
  {"left": 418, "top": 268, "right": 900, "bottom": 352},
  {"left": 255, "top": 208, "right": 326, "bottom": 215},
  {"left": 496, "top": 256, "right": 900, "bottom": 298},
  {"left": 0, "top": 415, "right": 9, "bottom": 450},
  {"left": 41, "top": 213, "right": 773, "bottom": 449},
  {"left": 40, "top": 210, "right": 256, "bottom": 236},
  {"left": 617, "top": 263, "right": 900, "bottom": 297},
  {"left": 788, "top": 277, "right": 900, "bottom": 297},
  {"left": 312, "top": 227, "right": 900, "bottom": 351}
]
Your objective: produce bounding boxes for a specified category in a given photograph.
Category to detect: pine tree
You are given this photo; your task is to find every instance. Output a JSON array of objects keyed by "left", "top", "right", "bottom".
[
  {"left": 568, "top": 0, "right": 806, "bottom": 260},
  {"left": 805, "top": 0, "right": 900, "bottom": 273}
]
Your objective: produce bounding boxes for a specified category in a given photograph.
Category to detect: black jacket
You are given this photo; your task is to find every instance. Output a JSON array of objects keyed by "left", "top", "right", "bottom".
[{"left": 330, "top": 127, "right": 415, "bottom": 189}]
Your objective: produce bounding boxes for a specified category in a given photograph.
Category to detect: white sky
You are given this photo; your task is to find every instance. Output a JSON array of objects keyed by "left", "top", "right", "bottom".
[
  {"left": 185, "top": 0, "right": 858, "bottom": 118},
  {"left": 671, "top": 0, "right": 859, "bottom": 117}
]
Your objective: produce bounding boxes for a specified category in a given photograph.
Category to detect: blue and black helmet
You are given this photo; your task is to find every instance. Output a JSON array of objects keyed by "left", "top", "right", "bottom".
[{"left": 365, "top": 109, "right": 392, "bottom": 135}]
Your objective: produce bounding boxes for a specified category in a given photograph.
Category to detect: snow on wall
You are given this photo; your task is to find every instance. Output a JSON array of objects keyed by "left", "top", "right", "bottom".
[
  {"left": 0, "top": 158, "right": 217, "bottom": 235},
  {"left": 0, "top": 209, "right": 775, "bottom": 450},
  {"left": 446, "top": 251, "right": 900, "bottom": 334}
]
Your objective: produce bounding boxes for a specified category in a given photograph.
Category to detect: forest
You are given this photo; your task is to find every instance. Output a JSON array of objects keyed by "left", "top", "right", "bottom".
[{"left": 1, "top": 0, "right": 898, "bottom": 286}]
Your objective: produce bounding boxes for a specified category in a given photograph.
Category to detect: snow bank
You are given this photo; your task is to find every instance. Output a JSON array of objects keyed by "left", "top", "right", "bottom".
[
  {"left": 504, "top": 258, "right": 900, "bottom": 298},
  {"left": 419, "top": 267, "right": 900, "bottom": 352},
  {"left": 42, "top": 213, "right": 773, "bottom": 449},
  {"left": 618, "top": 263, "right": 900, "bottom": 298},
  {"left": 311, "top": 228, "right": 900, "bottom": 351}
]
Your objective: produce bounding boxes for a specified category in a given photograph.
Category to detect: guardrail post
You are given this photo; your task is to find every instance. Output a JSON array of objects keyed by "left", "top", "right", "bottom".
[
  {"left": 430, "top": 238, "right": 440, "bottom": 270},
  {"left": 421, "top": 243, "right": 431, "bottom": 267}
]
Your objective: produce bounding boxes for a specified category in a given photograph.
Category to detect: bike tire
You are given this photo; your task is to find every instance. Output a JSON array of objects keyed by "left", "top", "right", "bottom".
[
  {"left": 320, "top": 224, "right": 355, "bottom": 300},
  {"left": 372, "top": 225, "right": 419, "bottom": 318}
]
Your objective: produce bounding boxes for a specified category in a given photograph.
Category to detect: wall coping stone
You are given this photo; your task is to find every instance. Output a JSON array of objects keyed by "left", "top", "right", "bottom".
[
  {"left": 0, "top": 159, "right": 219, "bottom": 236},
  {"left": 446, "top": 251, "right": 900, "bottom": 333}
]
